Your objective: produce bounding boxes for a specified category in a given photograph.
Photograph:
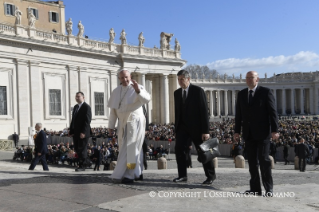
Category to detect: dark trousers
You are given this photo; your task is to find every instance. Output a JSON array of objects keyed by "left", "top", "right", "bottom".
[
  {"left": 175, "top": 130, "right": 215, "bottom": 179},
  {"left": 284, "top": 154, "right": 289, "bottom": 164},
  {"left": 246, "top": 139, "right": 273, "bottom": 192},
  {"left": 187, "top": 150, "right": 192, "bottom": 168},
  {"left": 74, "top": 137, "right": 89, "bottom": 168},
  {"left": 94, "top": 160, "right": 100, "bottom": 170},
  {"left": 270, "top": 152, "right": 276, "bottom": 163},
  {"left": 143, "top": 153, "right": 148, "bottom": 170},
  {"left": 29, "top": 154, "right": 49, "bottom": 170},
  {"left": 14, "top": 141, "right": 18, "bottom": 147},
  {"left": 299, "top": 157, "right": 306, "bottom": 171}
]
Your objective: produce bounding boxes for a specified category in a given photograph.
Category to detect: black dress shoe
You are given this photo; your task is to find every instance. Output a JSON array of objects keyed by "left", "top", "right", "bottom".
[
  {"left": 135, "top": 174, "right": 143, "bottom": 181},
  {"left": 264, "top": 191, "right": 273, "bottom": 197},
  {"left": 122, "top": 177, "right": 134, "bottom": 184},
  {"left": 244, "top": 190, "right": 262, "bottom": 196},
  {"left": 75, "top": 167, "right": 85, "bottom": 172},
  {"left": 173, "top": 177, "right": 188, "bottom": 182}
]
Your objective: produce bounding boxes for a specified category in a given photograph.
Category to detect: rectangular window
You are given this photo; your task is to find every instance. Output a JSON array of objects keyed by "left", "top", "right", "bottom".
[
  {"left": 49, "top": 89, "right": 61, "bottom": 116},
  {"left": 5, "top": 4, "right": 15, "bottom": 16},
  {"left": 94, "top": 92, "right": 104, "bottom": 116},
  {"left": 49, "top": 12, "right": 59, "bottom": 23},
  {"left": 0, "top": 86, "right": 7, "bottom": 115},
  {"left": 30, "top": 8, "right": 39, "bottom": 19}
]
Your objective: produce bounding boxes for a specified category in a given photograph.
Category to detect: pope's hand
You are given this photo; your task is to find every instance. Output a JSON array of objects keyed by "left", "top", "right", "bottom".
[{"left": 132, "top": 80, "right": 140, "bottom": 94}]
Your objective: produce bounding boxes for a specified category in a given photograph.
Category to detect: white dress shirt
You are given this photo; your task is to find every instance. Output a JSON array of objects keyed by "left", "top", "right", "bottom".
[
  {"left": 76, "top": 101, "right": 84, "bottom": 112},
  {"left": 248, "top": 84, "right": 258, "bottom": 99},
  {"left": 182, "top": 84, "right": 190, "bottom": 98}
]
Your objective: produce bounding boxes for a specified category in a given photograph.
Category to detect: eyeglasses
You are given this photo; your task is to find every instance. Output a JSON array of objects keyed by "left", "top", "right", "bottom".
[{"left": 245, "top": 77, "right": 256, "bottom": 79}]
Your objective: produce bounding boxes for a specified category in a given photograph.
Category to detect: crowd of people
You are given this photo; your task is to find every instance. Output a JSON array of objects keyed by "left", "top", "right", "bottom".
[
  {"left": 13, "top": 118, "right": 319, "bottom": 168},
  {"left": 13, "top": 139, "right": 120, "bottom": 170}
]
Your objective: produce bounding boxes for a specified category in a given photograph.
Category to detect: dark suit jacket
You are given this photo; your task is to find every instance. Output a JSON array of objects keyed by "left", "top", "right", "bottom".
[
  {"left": 174, "top": 84, "right": 209, "bottom": 140},
  {"left": 297, "top": 143, "right": 310, "bottom": 158},
  {"left": 69, "top": 102, "right": 92, "bottom": 138},
  {"left": 34, "top": 130, "right": 48, "bottom": 155},
  {"left": 235, "top": 85, "right": 278, "bottom": 141},
  {"left": 12, "top": 134, "right": 19, "bottom": 142}
]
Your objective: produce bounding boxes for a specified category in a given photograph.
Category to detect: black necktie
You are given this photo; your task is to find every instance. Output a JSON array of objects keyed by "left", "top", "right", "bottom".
[
  {"left": 183, "top": 90, "right": 186, "bottom": 104},
  {"left": 249, "top": 90, "right": 253, "bottom": 106},
  {"left": 74, "top": 105, "right": 79, "bottom": 117}
]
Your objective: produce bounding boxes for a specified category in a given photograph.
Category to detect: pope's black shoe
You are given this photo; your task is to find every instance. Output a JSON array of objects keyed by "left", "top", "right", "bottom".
[
  {"left": 122, "top": 177, "right": 134, "bottom": 184},
  {"left": 173, "top": 177, "right": 187, "bottom": 182},
  {"left": 135, "top": 174, "right": 143, "bottom": 181},
  {"left": 264, "top": 190, "right": 273, "bottom": 197}
]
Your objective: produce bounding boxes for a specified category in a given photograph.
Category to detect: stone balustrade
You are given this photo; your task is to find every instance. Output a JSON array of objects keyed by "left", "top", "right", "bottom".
[
  {"left": 191, "top": 71, "right": 319, "bottom": 83},
  {"left": 0, "top": 140, "right": 13, "bottom": 150},
  {"left": 0, "top": 22, "right": 181, "bottom": 59}
]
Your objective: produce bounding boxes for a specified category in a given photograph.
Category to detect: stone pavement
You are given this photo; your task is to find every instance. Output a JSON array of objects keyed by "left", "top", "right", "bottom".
[{"left": 0, "top": 150, "right": 319, "bottom": 212}]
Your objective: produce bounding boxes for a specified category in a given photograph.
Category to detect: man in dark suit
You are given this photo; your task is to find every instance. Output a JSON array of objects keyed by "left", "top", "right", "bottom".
[
  {"left": 297, "top": 138, "right": 310, "bottom": 172},
  {"left": 12, "top": 132, "right": 19, "bottom": 147},
  {"left": 29, "top": 123, "right": 49, "bottom": 171},
  {"left": 69, "top": 91, "right": 92, "bottom": 171},
  {"left": 234, "top": 71, "right": 279, "bottom": 197},
  {"left": 283, "top": 142, "right": 289, "bottom": 165},
  {"left": 173, "top": 70, "right": 215, "bottom": 184}
]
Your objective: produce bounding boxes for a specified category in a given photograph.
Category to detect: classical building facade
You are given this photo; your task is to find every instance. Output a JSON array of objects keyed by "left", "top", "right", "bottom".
[
  {"left": 0, "top": 0, "right": 185, "bottom": 140},
  {"left": 191, "top": 72, "right": 319, "bottom": 118}
]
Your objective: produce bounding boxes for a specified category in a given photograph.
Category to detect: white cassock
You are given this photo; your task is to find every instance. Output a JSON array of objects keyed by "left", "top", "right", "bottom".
[{"left": 108, "top": 82, "right": 151, "bottom": 180}]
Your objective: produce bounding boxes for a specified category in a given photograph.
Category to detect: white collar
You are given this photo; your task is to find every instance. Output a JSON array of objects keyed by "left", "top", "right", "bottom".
[
  {"left": 248, "top": 84, "right": 258, "bottom": 92},
  {"left": 183, "top": 84, "right": 190, "bottom": 92},
  {"left": 121, "top": 81, "right": 133, "bottom": 89},
  {"left": 78, "top": 101, "right": 84, "bottom": 107}
]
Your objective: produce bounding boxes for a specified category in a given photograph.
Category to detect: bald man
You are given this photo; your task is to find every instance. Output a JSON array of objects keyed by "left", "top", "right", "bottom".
[{"left": 234, "top": 71, "right": 279, "bottom": 197}]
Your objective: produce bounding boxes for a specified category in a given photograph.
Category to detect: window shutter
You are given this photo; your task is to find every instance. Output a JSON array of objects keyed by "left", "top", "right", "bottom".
[
  {"left": 49, "top": 11, "right": 52, "bottom": 22},
  {"left": 12, "top": 5, "right": 15, "bottom": 16},
  {"left": 4, "top": 3, "right": 7, "bottom": 15},
  {"left": 56, "top": 13, "right": 59, "bottom": 23},
  {"left": 35, "top": 9, "right": 39, "bottom": 20}
]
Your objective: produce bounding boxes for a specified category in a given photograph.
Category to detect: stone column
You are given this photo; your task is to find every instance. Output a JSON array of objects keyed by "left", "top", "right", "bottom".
[
  {"left": 160, "top": 74, "right": 169, "bottom": 124},
  {"left": 15, "top": 59, "right": 30, "bottom": 137},
  {"left": 145, "top": 79, "right": 152, "bottom": 123},
  {"left": 109, "top": 71, "right": 118, "bottom": 94},
  {"left": 309, "top": 87, "right": 314, "bottom": 114},
  {"left": 217, "top": 90, "right": 221, "bottom": 116},
  {"left": 153, "top": 75, "right": 161, "bottom": 124},
  {"left": 67, "top": 66, "right": 79, "bottom": 108},
  {"left": 169, "top": 74, "right": 178, "bottom": 123},
  {"left": 138, "top": 73, "right": 146, "bottom": 87},
  {"left": 29, "top": 61, "right": 42, "bottom": 127},
  {"left": 282, "top": 89, "right": 286, "bottom": 115},
  {"left": 232, "top": 90, "right": 236, "bottom": 115},
  {"left": 300, "top": 88, "right": 305, "bottom": 114},
  {"left": 273, "top": 89, "right": 277, "bottom": 108},
  {"left": 224, "top": 90, "right": 228, "bottom": 116},
  {"left": 209, "top": 90, "right": 214, "bottom": 118},
  {"left": 314, "top": 86, "right": 319, "bottom": 115},
  {"left": 290, "top": 89, "right": 295, "bottom": 115}
]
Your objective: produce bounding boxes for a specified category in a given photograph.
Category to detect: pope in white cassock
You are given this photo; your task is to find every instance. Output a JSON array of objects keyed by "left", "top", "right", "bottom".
[{"left": 107, "top": 70, "right": 151, "bottom": 184}]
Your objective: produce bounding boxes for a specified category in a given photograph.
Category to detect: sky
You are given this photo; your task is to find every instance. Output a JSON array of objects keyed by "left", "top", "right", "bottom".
[{"left": 58, "top": 0, "right": 319, "bottom": 77}]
